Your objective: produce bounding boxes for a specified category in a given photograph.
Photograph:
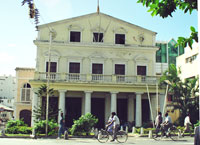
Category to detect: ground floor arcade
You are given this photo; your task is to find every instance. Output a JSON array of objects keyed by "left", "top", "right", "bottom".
[{"left": 31, "top": 90, "right": 166, "bottom": 128}]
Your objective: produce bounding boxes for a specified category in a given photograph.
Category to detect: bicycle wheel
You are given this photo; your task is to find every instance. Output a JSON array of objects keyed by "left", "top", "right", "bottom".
[
  {"left": 116, "top": 131, "right": 128, "bottom": 143},
  {"left": 152, "top": 129, "right": 163, "bottom": 141},
  {"left": 169, "top": 126, "right": 179, "bottom": 141},
  {"left": 97, "top": 130, "right": 109, "bottom": 143}
]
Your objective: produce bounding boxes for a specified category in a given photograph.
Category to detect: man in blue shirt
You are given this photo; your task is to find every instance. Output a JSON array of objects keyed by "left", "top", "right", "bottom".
[{"left": 57, "top": 112, "right": 65, "bottom": 139}]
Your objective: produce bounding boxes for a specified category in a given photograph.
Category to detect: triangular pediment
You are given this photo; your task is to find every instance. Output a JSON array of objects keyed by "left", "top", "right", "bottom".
[{"left": 38, "top": 12, "right": 156, "bottom": 34}]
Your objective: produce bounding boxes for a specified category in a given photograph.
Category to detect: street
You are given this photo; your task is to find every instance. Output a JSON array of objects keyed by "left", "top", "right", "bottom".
[{"left": 0, "top": 137, "right": 194, "bottom": 145}]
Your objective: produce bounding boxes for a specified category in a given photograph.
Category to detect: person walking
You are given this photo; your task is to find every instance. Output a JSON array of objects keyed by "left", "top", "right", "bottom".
[
  {"left": 57, "top": 112, "right": 65, "bottom": 139},
  {"left": 107, "top": 112, "right": 120, "bottom": 142},
  {"left": 182, "top": 113, "right": 192, "bottom": 137},
  {"left": 155, "top": 112, "right": 163, "bottom": 137}
]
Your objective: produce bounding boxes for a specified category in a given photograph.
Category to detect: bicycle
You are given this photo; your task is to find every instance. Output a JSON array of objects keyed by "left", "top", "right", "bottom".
[
  {"left": 152, "top": 124, "right": 180, "bottom": 141},
  {"left": 97, "top": 128, "right": 128, "bottom": 143}
]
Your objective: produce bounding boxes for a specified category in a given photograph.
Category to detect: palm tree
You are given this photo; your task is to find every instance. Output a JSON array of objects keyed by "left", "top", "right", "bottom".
[{"left": 160, "top": 64, "right": 199, "bottom": 125}]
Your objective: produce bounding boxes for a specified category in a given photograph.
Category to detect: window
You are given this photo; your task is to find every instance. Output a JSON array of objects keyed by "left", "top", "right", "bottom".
[
  {"left": 70, "top": 31, "right": 81, "bottom": 42},
  {"left": 93, "top": 33, "right": 103, "bottom": 42},
  {"left": 115, "top": 64, "right": 125, "bottom": 82},
  {"left": 92, "top": 63, "right": 103, "bottom": 81},
  {"left": 69, "top": 62, "right": 80, "bottom": 73},
  {"left": 46, "top": 62, "right": 57, "bottom": 79},
  {"left": 115, "top": 64, "right": 125, "bottom": 75},
  {"left": 46, "top": 62, "right": 57, "bottom": 72},
  {"left": 92, "top": 63, "right": 103, "bottom": 74},
  {"left": 69, "top": 62, "right": 80, "bottom": 81},
  {"left": 21, "top": 83, "right": 31, "bottom": 102},
  {"left": 137, "top": 66, "right": 146, "bottom": 76},
  {"left": 115, "top": 34, "right": 125, "bottom": 44}
]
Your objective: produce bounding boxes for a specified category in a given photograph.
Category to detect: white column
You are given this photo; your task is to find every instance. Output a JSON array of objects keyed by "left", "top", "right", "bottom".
[
  {"left": 31, "top": 88, "right": 38, "bottom": 127},
  {"left": 128, "top": 95, "right": 134, "bottom": 122},
  {"left": 58, "top": 90, "right": 66, "bottom": 122},
  {"left": 111, "top": 92, "right": 118, "bottom": 113},
  {"left": 159, "top": 93, "right": 165, "bottom": 115},
  {"left": 85, "top": 91, "right": 92, "bottom": 114},
  {"left": 105, "top": 93, "right": 111, "bottom": 123},
  {"left": 150, "top": 96, "right": 157, "bottom": 121},
  {"left": 136, "top": 92, "right": 142, "bottom": 127}
]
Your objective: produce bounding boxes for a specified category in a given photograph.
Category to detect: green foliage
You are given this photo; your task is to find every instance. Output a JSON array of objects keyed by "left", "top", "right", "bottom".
[
  {"left": 160, "top": 64, "right": 199, "bottom": 125},
  {"left": 5, "top": 120, "right": 32, "bottom": 134},
  {"left": 137, "top": 0, "right": 198, "bottom": 48},
  {"left": 137, "top": 0, "right": 197, "bottom": 18},
  {"left": 33, "top": 84, "right": 59, "bottom": 122},
  {"left": 34, "top": 120, "right": 58, "bottom": 136},
  {"left": 194, "top": 120, "right": 200, "bottom": 128},
  {"left": 177, "top": 26, "right": 198, "bottom": 48},
  {"left": 70, "top": 113, "right": 98, "bottom": 135}
]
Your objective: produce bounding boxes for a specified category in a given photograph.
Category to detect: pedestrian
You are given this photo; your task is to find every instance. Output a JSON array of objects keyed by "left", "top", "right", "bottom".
[
  {"left": 182, "top": 113, "right": 192, "bottom": 137},
  {"left": 155, "top": 112, "right": 163, "bottom": 137},
  {"left": 106, "top": 112, "right": 120, "bottom": 142},
  {"left": 57, "top": 112, "right": 65, "bottom": 139}
]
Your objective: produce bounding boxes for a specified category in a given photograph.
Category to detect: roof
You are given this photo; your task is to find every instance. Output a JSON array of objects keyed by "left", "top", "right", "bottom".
[
  {"left": 38, "top": 12, "right": 157, "bottom": 34},
  {"left": 0, "top": 104, "right": 14, "bottom": 112}
]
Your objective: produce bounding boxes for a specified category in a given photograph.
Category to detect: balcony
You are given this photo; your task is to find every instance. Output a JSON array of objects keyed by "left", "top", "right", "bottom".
[{"left": 34, "top": 72, "right": 160, "bottom": 84}]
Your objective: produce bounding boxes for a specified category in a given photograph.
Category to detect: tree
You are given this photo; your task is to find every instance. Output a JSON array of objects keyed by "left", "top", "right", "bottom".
[
  {"left": 137, "top": 0, "right": 198, "bottom": 48},
  {"left": 21, "top": 0, "right": 40, "bottom": 26},
  {"left": 160, "top": 64, "right": 199, "bottom": 125},
  {"left": 33, "top": 84, "right": 59, "bottom": 122}
]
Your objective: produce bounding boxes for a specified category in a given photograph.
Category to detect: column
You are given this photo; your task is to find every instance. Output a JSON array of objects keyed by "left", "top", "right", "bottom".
[
  {"left": 105, "top": 93, "right": 111, "bottom": 123},
  {"left": 150, "top": 95, "right": 157, "bottom": 121},
  {"left": 58, "top": 90, "right": 66, "bottom": 122},
  {"left": 136, "top": 92, "right": 142, "bottom": 127},
  {"left": 111, "top": 92, "right": 118, "bottom": 113},
  {"left": 85, "top": 91, "right": 92, "bottom": 114},
  {"left": 31, "top": 88, "right": 38, "bottom": 127},
  {"left": 128, "top": 95, "right": 134, "bottom": 122},
  {"left": 159, "top": 93, "right": 165, "bottom": 115}
]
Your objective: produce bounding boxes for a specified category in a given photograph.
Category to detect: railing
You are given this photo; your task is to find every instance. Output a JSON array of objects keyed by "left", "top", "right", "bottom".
[{"left": 34, "top": 72, "right": 160, "bottom": 84}]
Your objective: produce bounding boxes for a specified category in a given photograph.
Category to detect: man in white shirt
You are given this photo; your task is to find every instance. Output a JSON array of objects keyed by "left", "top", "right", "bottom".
[
  {"left": 163, "top": 112, "right": 173, "bottom": 135},
  {"left": 182, "top": 114, "right": 192, "bottom": 137},
  {"left": 107, "top": 112, "right": 120, "bottom": 142}
]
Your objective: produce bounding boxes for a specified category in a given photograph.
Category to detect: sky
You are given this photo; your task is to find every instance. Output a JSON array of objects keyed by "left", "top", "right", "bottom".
[{"left": 0, "top": 0, "right": 198, "bottom": 76}]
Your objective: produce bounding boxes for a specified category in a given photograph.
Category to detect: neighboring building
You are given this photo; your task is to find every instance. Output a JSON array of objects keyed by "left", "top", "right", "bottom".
[
  {"left": 155, "top": 39, "right": 184, "bottom": 75},
  {"left": 30, "top": 12, "right": 167, "bottom": 128},
  {"left": 176, "top": 42, "right": 199, "bottom": 80},
  {"left": 0, "top": 75, "right": 16, "bottom": 100},
  {"left": 0, "top": 75, "right": 16, "bottom": 111},
  {"left": 14, "top": 67, "right": 35, "bottom": 126}
]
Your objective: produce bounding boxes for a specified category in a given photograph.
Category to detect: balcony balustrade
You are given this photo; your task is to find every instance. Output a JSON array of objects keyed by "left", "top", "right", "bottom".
[{"left": 34, "top": 72, "right": 160, "bottom": 84}]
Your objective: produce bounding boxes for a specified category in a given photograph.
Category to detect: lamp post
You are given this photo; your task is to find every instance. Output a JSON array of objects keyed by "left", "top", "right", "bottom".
[{"left": 46, "top": 30, "right": 56, "bottom": 136}]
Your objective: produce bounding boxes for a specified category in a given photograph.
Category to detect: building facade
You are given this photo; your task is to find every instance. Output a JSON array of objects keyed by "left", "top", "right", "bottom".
[
  {"left": 30, "top": 12, "right": 166, "bottom": 128},
  {"left": 176, "top": 42, "right": 199, "bottom": 80},
  {"left": 155, "top": 39, "right": 184, "bottom": 75},
  {"left": 0, "top": 75, "right": 16, "bottom": 100},
  {"left": 14, "top": 67, "right": 35, "bottom": 126}
]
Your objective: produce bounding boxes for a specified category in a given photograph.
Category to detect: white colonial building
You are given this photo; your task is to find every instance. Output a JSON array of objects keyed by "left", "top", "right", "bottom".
[{"left": 30, "top": 12, "right": 166, "bottom": 128}]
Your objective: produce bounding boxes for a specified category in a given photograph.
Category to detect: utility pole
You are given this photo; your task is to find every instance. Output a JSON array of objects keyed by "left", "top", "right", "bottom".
[{"left": 46, "top": 31, "right": 52, "bottom": 136}]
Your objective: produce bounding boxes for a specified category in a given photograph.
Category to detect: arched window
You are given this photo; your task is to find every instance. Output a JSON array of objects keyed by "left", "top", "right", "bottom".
[{"left": 21, "top": 83, "right": 31, "bottom": 102}]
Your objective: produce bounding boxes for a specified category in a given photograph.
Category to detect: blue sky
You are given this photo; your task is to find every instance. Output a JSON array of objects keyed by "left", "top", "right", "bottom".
[{"left": 0, "top": 0, "right": 198, "bottom": 76}]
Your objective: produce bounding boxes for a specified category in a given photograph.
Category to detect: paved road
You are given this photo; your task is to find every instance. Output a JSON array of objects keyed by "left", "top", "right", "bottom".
[{"left": 0, "top": 137, "right": 194, "bottom": 145}]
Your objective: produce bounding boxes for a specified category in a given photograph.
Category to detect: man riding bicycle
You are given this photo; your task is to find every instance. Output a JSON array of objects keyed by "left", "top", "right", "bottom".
[
  {"left": 106, "top": 112, "right": 120, "bottom": 142},
  {"left": 161, "top": 112, "right": 172, "bottom": 136}
]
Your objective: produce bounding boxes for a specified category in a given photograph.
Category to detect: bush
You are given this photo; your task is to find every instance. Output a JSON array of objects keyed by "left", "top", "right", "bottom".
[
  {"left": 5, "top": 120, "right": 32, "bottom": 134},
  {"left": 194, "top": 120, "right": 200, "bottom": 128},
  {"left": 70, "top": 113, "right": 98, "bottom": 135},
  {"left": 34, "top": 120, "right": 58, "bottom": 136}
]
